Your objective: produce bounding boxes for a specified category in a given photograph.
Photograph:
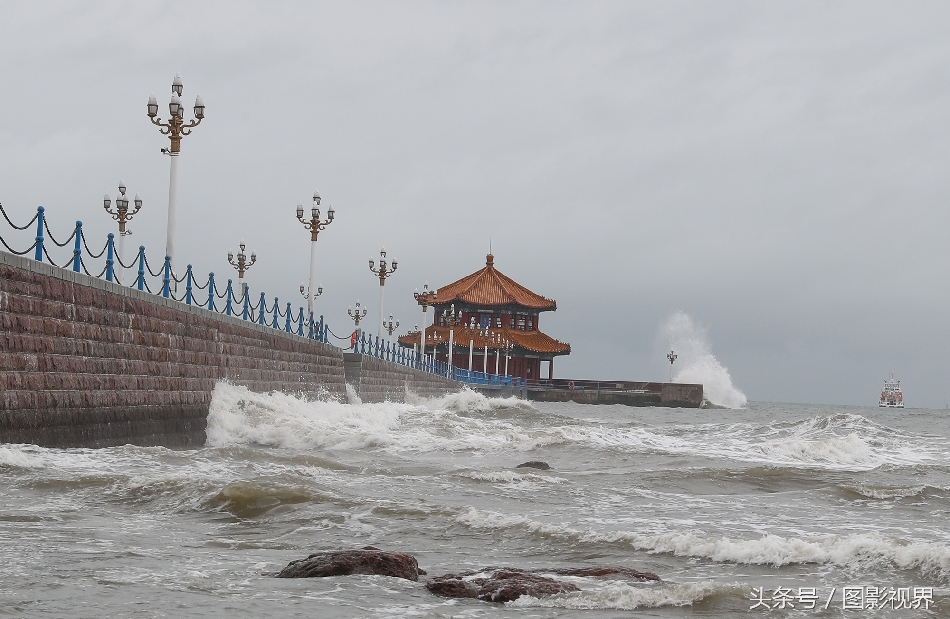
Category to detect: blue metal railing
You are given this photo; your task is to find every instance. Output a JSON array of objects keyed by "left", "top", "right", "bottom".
[
  {"left": 0, "top": 205, "right": 331, "bottom": 344},
  {"left": 349, "top": 329, "right": 518, "bottom": 386}
]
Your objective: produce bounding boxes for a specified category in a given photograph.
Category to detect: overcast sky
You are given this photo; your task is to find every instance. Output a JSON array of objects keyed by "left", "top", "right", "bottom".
[{"left": 2, "top": 1, "right": 950, "bottom": 407}]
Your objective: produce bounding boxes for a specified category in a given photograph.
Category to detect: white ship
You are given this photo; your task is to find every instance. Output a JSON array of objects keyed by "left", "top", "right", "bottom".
[{"left": 878, "top": 372, "right": 904, "bottom": 408}]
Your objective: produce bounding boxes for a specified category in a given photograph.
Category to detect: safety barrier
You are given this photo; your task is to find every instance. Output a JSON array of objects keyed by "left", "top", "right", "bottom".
[
  {"left": 350, "top": 329, "right": 519, "bottom": 387},
  {"left": 0, "top": 204, "right": 330, "bottom": 342}
]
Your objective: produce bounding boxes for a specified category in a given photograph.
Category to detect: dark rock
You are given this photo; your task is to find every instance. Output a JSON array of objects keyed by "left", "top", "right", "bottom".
[
  {"left": 550, "top": 566, "right": 660, "bottom": 581},
  {"left": 516, "top": 461, "right": 550, "bottom": 470},
  {"left": 427, "top": 568, "right": 579, "bottom": 603},
  {"left": 277, "top": 549, "right": 421, "bottom": 581}
]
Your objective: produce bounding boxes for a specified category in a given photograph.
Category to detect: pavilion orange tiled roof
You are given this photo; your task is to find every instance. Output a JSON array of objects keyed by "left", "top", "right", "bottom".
[
  {"left": 434, "top": 254, "right": 557, "bottom": 311},
  {"left": 398, "top": 325, "right": 571, "bottom": 355}
]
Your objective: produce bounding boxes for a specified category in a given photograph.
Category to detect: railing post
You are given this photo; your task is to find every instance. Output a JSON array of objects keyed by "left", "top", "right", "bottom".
[
  {"left": 162, "top": 256, "right": 171, "bottom": 298},
  {"left": 225, "top": 279, "right": 234, "bottom": 315},
  {"left": 105, "top": 233, "right": 115, "bottom": 282},
  {"left": 242, "top": 287, "right": 251, "bottom": 321},
  {"left": 272, "top": 298, "right": 279, "bottom": 329},
  {"left": 375, "top": 335, "right": 380, "bottom": 358},
  {"left": 320, "top": 315, "right": 326, "bottom": 342},
  {"left": 297, "top": 308, "right": 304, "bottom": 336},
  {"left": 136, "top": 246, "right": 146, "bottom": 291},
  {"left": 285, "top": 302, "right": 292, "bottom": 332},
  {"left": 258, "top": 292, "right": 267, "bottom": 325},
  {"left": 360, "top": 333, "right": 365, "bottom": 354},
  {"left": 34, "top": 206, "right": 45, "bottom": 262},
  {"left": 71, "top": 221, "right": 82, "bottom": 272},
  {"left": 308, "top": 312, "right": 315, "bottom": 339},
  {"left": 185, "top": 265, "right": 194, "bottom": 305},
  {"left": 207, "top": 273, "right": 215, "bottom": 310}
]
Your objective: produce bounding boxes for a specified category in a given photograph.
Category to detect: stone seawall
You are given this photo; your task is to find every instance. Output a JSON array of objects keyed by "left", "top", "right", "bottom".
[
  {"left": 1, "top": 251, "right": 377, "bottom": 448},
  {"left": 343, "top": 353, "right": 460, "bottom": 403}
]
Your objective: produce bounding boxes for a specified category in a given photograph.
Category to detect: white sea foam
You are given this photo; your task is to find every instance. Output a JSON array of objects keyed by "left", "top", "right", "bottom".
[
  {"left": 206, "top": 382, "right": 556, "bottom": 452},
  {"left": 456, "top": 508, "right": 950, "bottom": 577},
  {"left": 844, "top": 484, "right": 928, "bottom": 499},
  {"left": 461, "top": 470, "right": 567, "bottom": 484},
  {"left": 204, "top": 384, "right": 945, "bottom": 470},
  {"left": 508, "top": 580, "right": 742, "bottom": 610},
  {"left": 0, "top": 445, "right": 42, "bottom": 468},
  {"left": 663, "top": 311, "right": 747, "bottom": 408}
]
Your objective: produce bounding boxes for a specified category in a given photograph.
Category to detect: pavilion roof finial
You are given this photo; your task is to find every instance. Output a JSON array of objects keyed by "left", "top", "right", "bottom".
[{"left": 486, "top": 253, "right": 494, "bottom": 267}]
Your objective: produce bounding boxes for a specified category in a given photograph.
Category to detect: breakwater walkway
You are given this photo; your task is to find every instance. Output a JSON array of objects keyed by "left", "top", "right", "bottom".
[{"left": 0, "top": 250, "right": 458, "bottom": 448}]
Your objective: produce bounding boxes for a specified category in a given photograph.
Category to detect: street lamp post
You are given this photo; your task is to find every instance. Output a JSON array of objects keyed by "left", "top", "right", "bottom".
[
  {"left": 667, "top": 350, "right": 677, "bottom": 382},
  {"left": 502, "top": 338, "right": 514, "bottom": 376},
  {"left": 296, "top": 192, "right": 334, "bottom": 315},
  {"left": 103, "top": 180, "right": 142, "bottom": 284},
  {"left": 413, "top": 283, "right": 437, "bottom": 367},
  {"left": 442, "top": 303, "right": 462, "bottom": 378},
  {"left": 300, "top": 283, "right": 323, "bottom": 307},
  {"left": 369, "top": 247, "right": 397, "bottom": 336},
  {"left": 348, "top": 301, "right": 368, "bottom": 337},
  {"left": 147, "top": 73, "right": 204, "bottom": 283},
  {"left": 227, "top": 242, "right": 256, "bottom": 293},
  {"left": 382, "top": 314, "right": 399, "bottom": 336},
  {"left": 427, "top": 332, "right": 444, "bottom": 364}
]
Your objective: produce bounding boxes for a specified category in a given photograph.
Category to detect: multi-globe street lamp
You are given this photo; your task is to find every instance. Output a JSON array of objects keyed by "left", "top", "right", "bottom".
[
  {"left": 442, "top": 303, "right": 462, "bottom": 376},
  {"left": 413, "top": 283, "right": 437, "bottom": 365},
  {"left": 369, "top": 247, "right": 397, "bottom": 336},
  {"left": 103, "top": 180, "right": 142, "bottom": 283},
  {"left": 300, "top": 283, "right": 323, "bottom": 306},
  {"left": 382, "top": 315, "right": 399, "bottom": 337},
  {"left": 296, "top": 191, "right": 334, "bottom": 315},
  {"left": 667, "top": 349, "right": 677, "bottom": 382},
  {"left": 348, "top": 301, "right": 368, "bottom": 335},
  {"left": 227, "top": 242, "right": 256, "bottom": 292},
  {"left": 147, "top": 73, "right": 205, "bottom": 281}
]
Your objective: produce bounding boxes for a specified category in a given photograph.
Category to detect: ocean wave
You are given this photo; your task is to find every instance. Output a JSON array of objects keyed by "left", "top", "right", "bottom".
[
  {"left": 840, "top": 484, "right": 932, "bottom": 499},
  {"left": 460, "top": 470, "right": 568, "bottom": 484},
  {"left": 411, "top": 387, "right": 535, "bottom": 414},
  {"left": 206, "top": 382, "right": 560, "bottom": 452},
  {"left": 508, "top": 580, "right": 744, "bottom": 610},
  {"left": 0, "top": 445, "right": 43, "bottom": 468},
  {"left": 204, "top": 384, "right": 948, "bottom": 470},
  {"left": 456, "top": 508, "right": 950, "bottom": 578}
]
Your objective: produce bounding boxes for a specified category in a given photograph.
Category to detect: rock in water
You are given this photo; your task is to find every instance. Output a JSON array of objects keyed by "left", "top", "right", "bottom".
[
  {"left": 277, "top": 548, "right": 422, "bottom": 581},
  {"left": 516, "top": 461, "right": 550, "bottom": 470},
  {"left": 427, "top": 569, "right": 579, "bottom": 603}
]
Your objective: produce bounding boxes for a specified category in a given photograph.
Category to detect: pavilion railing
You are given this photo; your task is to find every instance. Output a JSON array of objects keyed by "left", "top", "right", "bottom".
[
  {"left": 349, "top": 330, "right": 520, "bottom": 388},
  {"left": 0, "top": 205, "right": 330, "bottom": 343}
]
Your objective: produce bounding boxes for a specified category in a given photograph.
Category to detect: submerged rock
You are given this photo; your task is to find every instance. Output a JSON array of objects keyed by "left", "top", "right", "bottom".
[
  {"left": 427, "top": 569, "right": 579, "bottom": 603},
  {"left": 426, "top": 566, "right": 661, "bottom": 603},
  {"left": 515, "top": 461, "right": 550, "bottom": 470},
  {"left": 277, "top": 547, "right": 422, "bottom": 581}
]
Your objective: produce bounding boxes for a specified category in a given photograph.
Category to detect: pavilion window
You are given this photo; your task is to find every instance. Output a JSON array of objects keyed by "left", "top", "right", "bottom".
[
  {"left": 495, "top": 316, "right": 502, "bottom": 328},
  {"left": 517, "top": 315, "right": 525, "bottom": 330}
]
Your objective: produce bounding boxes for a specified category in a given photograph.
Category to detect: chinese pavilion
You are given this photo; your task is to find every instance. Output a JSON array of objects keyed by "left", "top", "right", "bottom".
[{"left": 398, "top": 254, "right": 570, "bottom": 382}]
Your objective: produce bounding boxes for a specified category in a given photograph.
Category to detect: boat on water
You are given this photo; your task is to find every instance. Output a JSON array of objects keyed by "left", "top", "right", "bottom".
[{"left": 879, "top": 372, "right": 904, "bottom": 408}]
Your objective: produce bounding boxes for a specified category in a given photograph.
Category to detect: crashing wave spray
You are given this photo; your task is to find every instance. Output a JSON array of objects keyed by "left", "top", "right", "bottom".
[{"left": 663, "top": 311, "right": 747, "bottom": 408}]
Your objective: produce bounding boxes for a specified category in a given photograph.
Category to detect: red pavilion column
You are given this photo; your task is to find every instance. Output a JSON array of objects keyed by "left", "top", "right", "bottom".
[{"left": 548, "top": 358, "right": 553, "bottom": 381}]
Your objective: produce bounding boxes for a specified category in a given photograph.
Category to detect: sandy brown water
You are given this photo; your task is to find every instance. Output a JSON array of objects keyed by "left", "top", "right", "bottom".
[{"left": 1, "top": 384, "right": 948, "bottom": 617}]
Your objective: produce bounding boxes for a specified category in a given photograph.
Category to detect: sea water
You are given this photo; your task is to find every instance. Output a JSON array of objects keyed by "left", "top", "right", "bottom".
[{"left": 1, "top": 384, "right": 948, "bottom": 617}]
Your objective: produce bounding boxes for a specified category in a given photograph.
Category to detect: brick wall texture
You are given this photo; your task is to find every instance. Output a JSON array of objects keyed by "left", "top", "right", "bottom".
[{"left": 0, "top": 252, "right": 458, "bottom": 448}]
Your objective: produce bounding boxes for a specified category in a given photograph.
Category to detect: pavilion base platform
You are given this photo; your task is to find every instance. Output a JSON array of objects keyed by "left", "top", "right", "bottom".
[{"left": 526, "top": 381, "right": 703, "bottom": 408}]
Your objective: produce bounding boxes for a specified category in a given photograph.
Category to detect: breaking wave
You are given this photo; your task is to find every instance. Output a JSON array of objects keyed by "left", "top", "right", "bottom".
[
  {"left": 456, "top": 508, "right": 950, "bottom": 579},
  {"left": 205, "top": 385, "right": 945, "bottom": 471},
  {"left": 663, "top": 312, "right": 747, "bottom": 408},
  {"left": 508, "top": 580, "right": 744, "bottom": 610}
]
